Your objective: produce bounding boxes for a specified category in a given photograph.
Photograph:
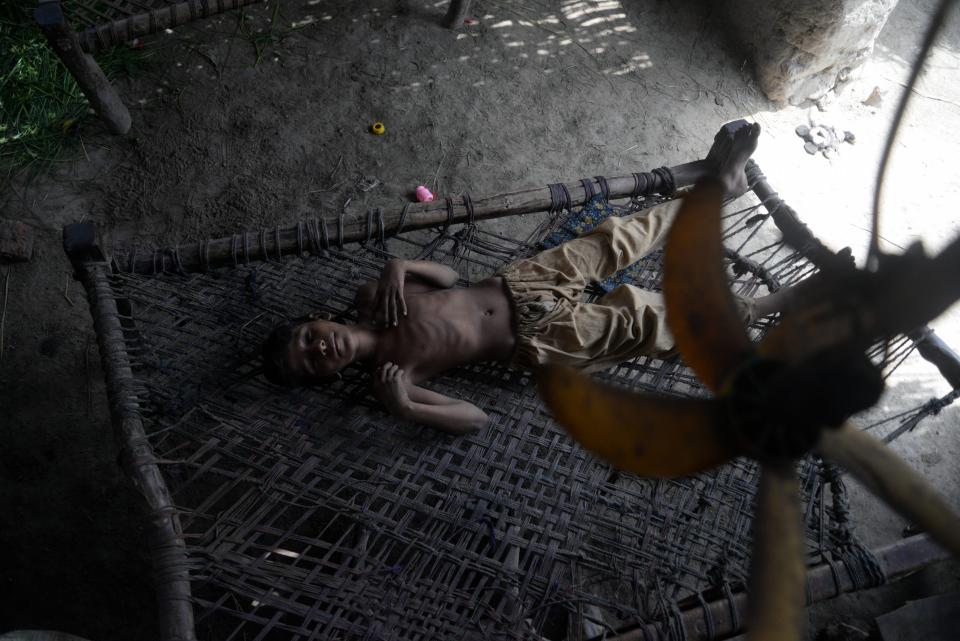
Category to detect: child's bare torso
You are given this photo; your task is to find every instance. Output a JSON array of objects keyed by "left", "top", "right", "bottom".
[{"left": 362, "top": 276, "right": 516, "bottom": 383}]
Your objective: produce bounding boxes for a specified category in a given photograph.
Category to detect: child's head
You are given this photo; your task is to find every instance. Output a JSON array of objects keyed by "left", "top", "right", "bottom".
[{"left": 262, "top": 313, "right": 356, "bottom": 386}]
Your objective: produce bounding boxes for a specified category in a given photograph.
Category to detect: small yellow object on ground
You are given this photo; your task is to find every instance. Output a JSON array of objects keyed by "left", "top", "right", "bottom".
[{"left": 371, "top": 121, "right": 385, "bottom": 135}]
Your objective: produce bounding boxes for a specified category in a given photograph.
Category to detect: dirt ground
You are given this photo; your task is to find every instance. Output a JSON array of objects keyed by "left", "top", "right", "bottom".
[{"left": 2, "top": 0, "right": 959, "bottom": 639}]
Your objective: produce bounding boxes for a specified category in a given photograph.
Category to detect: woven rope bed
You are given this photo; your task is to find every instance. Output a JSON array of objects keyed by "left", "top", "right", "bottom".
[{"left": 66, "top": 155, "right": 959, "bottom": 641}]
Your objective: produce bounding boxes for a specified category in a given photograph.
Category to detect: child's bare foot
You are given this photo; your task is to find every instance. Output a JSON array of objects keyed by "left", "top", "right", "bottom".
[{"left": 706, "top": 122, "right": 761, "bottom": 197}]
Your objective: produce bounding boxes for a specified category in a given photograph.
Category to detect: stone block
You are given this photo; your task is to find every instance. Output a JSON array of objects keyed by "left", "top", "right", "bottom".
[
  {"left": 721, "top": 0, "right": 899, "bottom": 104},
  {"left": 0, "top": 219, "right": 36, "bottom": 263}
]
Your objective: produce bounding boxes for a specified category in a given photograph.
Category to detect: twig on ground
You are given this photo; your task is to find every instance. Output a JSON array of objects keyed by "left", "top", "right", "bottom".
[
  {"left": 0, "top": 269, "right": 9, "bottom": 360},
  {"left": 79, "top": 135, "right": 90, "bottom": 162},
  {"left": 308, "top": 179, "right": 346, "bottom": 194},
  {"left": 309, "top": 155, "right": 345, "bottom": 192},
  {"left": 432, "top": 153, "right": 445, "bottom": 194},
  {"left": 682, "top": 71, "right": 743, "bottom": 111},
  {"left": 358, "top": 177, "right": 381, "bottom": 192},
  {"left": 432, "top": 125, "right": 446, "bottom": 193},
  {"left": 63, "top": 273, "right": 74, "bottom": 306},
  {"left": 650, "top": 82, "right": 700, "bottom": 102},
  {"left": 617, "top": 143, "right": 640, "bottom": 169},
  {"left": 327, "top": 154, "right": 343, "bottom": 183},
  {"left": 85, "top": 338, "right": 93, "bottom": 415},
  {"left": 6, "top": 181, "right": 35, "bottom": 216},
  {"left": 196, "top": 48, "right": 222, "bottom": 82},
  {"left": 685, "top": 8, "right": 715, "bottom": 71}
]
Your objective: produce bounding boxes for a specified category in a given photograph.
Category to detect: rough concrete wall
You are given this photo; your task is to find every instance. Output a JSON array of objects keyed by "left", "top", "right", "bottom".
[{"left": 722, "top": 0, "right": 898, "bottom": 103}]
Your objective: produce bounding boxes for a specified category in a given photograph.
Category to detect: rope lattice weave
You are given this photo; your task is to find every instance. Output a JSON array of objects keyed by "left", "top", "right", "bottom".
[
  {"left": 102, "top": 183, "right": 898, "bottom": 640},
  {"left": 61, "top": 0, "right": 264, "bottom": 53}
]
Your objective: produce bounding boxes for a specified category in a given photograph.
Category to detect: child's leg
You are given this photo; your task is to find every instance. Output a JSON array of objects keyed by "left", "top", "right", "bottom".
[
  {"left": 572, "top": 198, "right": 684, "bottom": 281},
  {"left": 499, "top": 199, "right": 683, "bottom": 301},
  {"left": 532, "top": 283, "right": 759, "bottom": 374},
  {"left": 526, "top": 285, "right": 676, "bottom": 374}
]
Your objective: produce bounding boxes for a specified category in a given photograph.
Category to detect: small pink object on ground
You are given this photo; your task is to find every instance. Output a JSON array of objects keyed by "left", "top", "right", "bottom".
[{"left": 415, "top": 186, "right": 435, "bottom": 202}]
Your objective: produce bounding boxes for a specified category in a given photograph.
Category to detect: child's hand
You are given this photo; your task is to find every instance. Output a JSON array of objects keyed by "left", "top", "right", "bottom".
[
  {"left": 373, "top": 362, "right": 412, "bottom": 417},
  {"left": 375, "top": 259, "right": 408, "bottom": 327}
]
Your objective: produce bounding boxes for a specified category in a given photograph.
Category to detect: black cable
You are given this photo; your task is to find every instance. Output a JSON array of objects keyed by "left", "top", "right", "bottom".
[{"left": 870, "top": 0, "right": 958, "bottom": 270}]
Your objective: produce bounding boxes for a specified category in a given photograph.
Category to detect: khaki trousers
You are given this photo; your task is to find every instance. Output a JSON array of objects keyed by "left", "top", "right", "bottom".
[{"left": 499, "top": 199, "right": 754, "bottom": 373}]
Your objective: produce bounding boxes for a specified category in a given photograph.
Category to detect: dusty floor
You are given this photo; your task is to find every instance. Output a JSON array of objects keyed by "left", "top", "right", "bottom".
[{"left": 1, "top": 0, "right": 959, "bottom": 639}]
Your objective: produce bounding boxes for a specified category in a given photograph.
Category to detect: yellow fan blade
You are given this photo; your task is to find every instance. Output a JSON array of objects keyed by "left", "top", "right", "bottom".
[
  {"left": 664, "top": 178, "right": 753, "bottom": 393},
  {"left": 817, "top": 423, "right": 960, "bottom": 556},
  {"left": 746, "top": 462, "right": 806, "bottom": 641},
  {"left": 537, "top": 365, "right": 735, "bottom": 478},
  {"left": 758, "top": 303, "right": 857, "bottom": 364}
]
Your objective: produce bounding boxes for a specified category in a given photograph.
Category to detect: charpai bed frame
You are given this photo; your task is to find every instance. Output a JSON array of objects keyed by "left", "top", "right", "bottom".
[
  {"left": 33, "top": 0, "right": 474, "bottom": 134},
  {"left": 65, "top": 131, "right": 960, "bottom": 640}
]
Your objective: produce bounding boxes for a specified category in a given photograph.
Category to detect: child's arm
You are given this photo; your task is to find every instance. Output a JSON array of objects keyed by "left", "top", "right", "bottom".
[
  {"left": 373, "top": 362, "right": 487, "bottom": 435},
  {"left": 393, "top": 259, "right": 459, "bottom": 289},
  {"left": 373, "top": 259, "right": 459, "bottom": 326}
]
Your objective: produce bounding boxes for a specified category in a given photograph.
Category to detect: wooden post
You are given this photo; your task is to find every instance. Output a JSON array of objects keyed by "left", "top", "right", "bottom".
[
  {"left": 109, "top": 120, "right": 763, "bottom": 274},
  {"left": 116, "top": 160, "right": 709, "bottom": 274},
  {"left": 444, "top": 0, "right": 472, "bottom": 29},
  {"left": 34, "top": 0, "right": 131, "bottom": 135},
  {"left": 611, "top": 534, "right": 950, "bottom": 641},
  {"left": 910, "top": 327, "right": 960, "bottom": 390},
  {"left": 65, "top": 225, "right": 197, "bottom": 640}
]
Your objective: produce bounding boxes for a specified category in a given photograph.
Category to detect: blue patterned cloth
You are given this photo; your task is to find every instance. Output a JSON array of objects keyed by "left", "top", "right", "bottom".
[{"left": 541, "top": 195, "right": 657, "bottom": 293}]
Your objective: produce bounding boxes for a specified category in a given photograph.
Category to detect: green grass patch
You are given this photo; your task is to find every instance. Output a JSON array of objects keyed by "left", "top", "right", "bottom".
[
  {"left": 1, "top": 1, "right": 151, "bottom": 180},
  {"left": 238, "top": 2, "right": 285, "bottom": 66}
]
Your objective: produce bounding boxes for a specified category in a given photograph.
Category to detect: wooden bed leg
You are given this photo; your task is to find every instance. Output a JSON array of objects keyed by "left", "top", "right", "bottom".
[
  {"left": 34, "top": 0, "right": 132, "bottom": 135},
  {"left": 444, "top": 0, "right": 472, "bottom": 29}
]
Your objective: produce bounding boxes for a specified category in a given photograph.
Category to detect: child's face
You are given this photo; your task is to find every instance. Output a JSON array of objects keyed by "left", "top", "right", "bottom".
[{"left": 286, "top": 319, "right": 356, "bottom": 381}]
